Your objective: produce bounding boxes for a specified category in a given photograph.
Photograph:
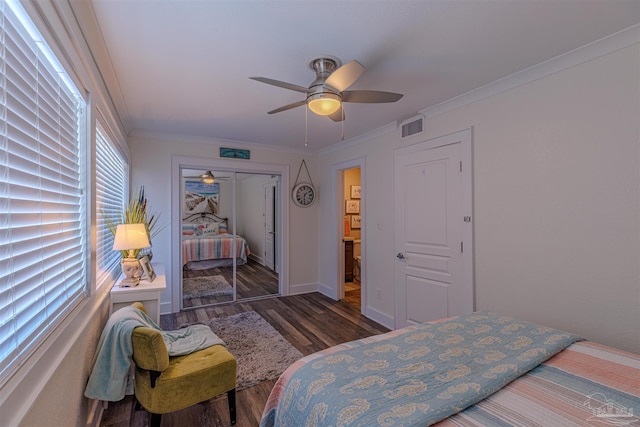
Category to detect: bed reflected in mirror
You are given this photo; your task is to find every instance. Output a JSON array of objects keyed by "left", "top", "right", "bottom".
[{"left": 180, "top": 169, "right": 280, "bottom": 309}]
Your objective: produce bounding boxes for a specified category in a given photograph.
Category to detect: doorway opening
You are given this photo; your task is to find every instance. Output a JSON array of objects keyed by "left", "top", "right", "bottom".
[{"left": 340, "top": 164, "right": 363, "bottom": 312}]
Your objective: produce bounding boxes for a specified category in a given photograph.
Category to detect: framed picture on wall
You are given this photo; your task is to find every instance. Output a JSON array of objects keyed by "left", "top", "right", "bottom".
[
  {"left": 184, "top": 180, "right": 220, "bottom": 214},
  {"left": 350, "top": 215, "right": 361, "bottom": 229},
  {"left": 345, "top": 200, "right": 360, "bottom": 214},
  {"left": 350, "top": 185, "right": 361, "bottom": 199}
]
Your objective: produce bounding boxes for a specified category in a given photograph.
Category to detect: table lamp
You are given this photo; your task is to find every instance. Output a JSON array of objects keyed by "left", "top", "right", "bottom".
[{"left": 113, "top": 223, "right": 150, "bottom": 287}]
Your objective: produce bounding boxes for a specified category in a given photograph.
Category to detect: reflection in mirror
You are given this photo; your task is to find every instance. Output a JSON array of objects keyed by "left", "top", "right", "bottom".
[
  {"left": 180, "top": 169, "right": 280, "bottom": 309},
  {"left": 235, "top": 172, "right": 279, "bottom": 299},
  {"left": 181, "top": 169, "right": 235, "bottom": 307}
]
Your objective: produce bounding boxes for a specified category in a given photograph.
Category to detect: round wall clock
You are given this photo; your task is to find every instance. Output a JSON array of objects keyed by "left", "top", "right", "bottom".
[{"left": 292, "top": 183, "right": 316, "bottom": 207}]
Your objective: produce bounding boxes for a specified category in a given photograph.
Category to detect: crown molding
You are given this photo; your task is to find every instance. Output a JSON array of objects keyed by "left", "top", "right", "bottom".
[
  {"left": 64, "top": 0, "right": 132, "bottom": 134},
  {"left": 128, "top": 129, "right": 314, "bottom": 155},
  {"left": 421, "top": 24, "right": 640, "bottom": 119},
  {"left": 319, "top": 24, "right": 639, "bottom": 154}
]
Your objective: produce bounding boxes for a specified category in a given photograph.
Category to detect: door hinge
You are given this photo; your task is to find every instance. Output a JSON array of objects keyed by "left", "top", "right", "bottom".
[
  {"left": 461, "top": 241, "right": 463, "bottom": 253},
  {"left": 460, "top": 161, "right": 462, "bottom": 172}
]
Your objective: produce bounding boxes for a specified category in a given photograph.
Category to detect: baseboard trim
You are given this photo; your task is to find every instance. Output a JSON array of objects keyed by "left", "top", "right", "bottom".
[
  {"left": 289, "top": 282, "right": 318, "bottom": 295},
  {"left": 248, "top": 253, "right": 265, "bottom": 265},
  {"left": 160, "top": 300, "right": 173, "bottom": 315},
  {"left": 85, "top": 399, "right": 105, "bottom": 427},
  {"left": 365, "top": 306, "right": 394, "bottom": 330},
  {"left": 316, "top": 282, "right": 337, "bottom": 300}
]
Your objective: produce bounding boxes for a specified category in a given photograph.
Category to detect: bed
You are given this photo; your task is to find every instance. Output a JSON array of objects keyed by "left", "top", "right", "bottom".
[
  {"left": 260, "top": 311, "right": 640, "bottom": 426},
  {"left": 182, "top": 213, "right": 250, "bottom": 270}
]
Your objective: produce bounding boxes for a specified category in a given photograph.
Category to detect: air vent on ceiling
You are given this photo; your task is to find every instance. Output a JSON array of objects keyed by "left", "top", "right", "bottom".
[{"left": 400, "top": 115, "right": 424, "bottom": 138}]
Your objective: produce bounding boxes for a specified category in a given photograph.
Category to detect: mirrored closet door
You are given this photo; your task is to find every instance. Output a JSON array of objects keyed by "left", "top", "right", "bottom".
[{"left": 180, "top": 168, "right": 280, "bottom": 309}]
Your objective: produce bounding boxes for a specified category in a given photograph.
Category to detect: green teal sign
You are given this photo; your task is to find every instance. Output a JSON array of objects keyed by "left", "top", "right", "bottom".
[{"left": 220, "top": 147, "right": 250, "bottom": 159}]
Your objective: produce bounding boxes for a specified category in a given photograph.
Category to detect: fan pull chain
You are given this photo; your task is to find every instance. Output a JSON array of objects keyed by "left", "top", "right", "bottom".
[
  {"left": 304, "top": 104, "right": 308, "bottom": 147},
  {"left": 341, "top": 106, "right": 345, "bottom": 141}
]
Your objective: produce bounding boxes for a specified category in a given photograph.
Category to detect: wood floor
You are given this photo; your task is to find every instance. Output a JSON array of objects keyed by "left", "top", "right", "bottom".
[
  {"left": 100, "top": 292, "right": 389, "bottom": 427},
  {"left": 344, "top": 279, "right": 361, "bottom": 310},
  {"left": 183, "top": 258, "right": 279, "bottom": 308}
]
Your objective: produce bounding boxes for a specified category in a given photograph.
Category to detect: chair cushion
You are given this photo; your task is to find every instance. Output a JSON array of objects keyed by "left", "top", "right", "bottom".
[{"left": 135, "top": 344, "right": 237, "bottom": 414}]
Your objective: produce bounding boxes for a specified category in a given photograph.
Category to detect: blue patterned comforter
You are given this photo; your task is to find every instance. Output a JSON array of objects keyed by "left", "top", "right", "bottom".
[{"left": 260, "top": 312, "right": 581, "bottom": 427}]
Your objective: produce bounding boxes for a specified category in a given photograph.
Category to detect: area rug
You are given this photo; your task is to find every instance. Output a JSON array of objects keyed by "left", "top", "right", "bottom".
[
  {"left": 183, "top": 275, "right": 232, "bottom": 299},
  {"left": 180, "top": 311, "right": 303, "bottom": 390}
]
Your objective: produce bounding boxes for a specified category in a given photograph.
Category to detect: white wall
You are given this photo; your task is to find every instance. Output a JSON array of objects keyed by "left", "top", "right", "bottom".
[
  {"left": 318, "top": 129, "right": 398, "bottom": 326},
  {"left": 128, "top": 133, "right": 319, "bottom": 312},
  {"left": 318, "top": 42, "right": 640, "bottom": 353},
  {"left": 14, "top": 302, "right": 110, "bottom": 427},
  {"left": 217, "top": 179, "right": 234, "bottom": 227}
]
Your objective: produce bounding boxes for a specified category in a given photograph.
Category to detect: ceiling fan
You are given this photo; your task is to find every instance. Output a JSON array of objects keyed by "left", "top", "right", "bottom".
[
  {"left": 183, "top": 170, "right": 230, "bottom": 184},
  {"left": 250, "top": 56, "right": 403, "bottom": 122}
]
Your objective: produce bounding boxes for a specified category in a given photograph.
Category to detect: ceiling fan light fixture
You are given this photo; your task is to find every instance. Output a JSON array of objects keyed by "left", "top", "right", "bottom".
[
  {"left": 200, "top": 171, "right": 215, "bottom": 184},
  {"left": 307, "top": 92, "right": 341, "bottom": 116}
]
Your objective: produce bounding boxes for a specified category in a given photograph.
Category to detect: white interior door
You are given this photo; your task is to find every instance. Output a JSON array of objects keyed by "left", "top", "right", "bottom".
[
  {"left": 264, "top": 182, "right": 276, "bottom": 271},
  {"left": 394, "top": 131, "right": 473, "bottom": 328}
]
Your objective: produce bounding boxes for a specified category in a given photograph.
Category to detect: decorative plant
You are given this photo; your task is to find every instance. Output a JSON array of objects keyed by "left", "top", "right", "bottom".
[{"left": 104, "top": 186, "right": 162, "bottom": 258}]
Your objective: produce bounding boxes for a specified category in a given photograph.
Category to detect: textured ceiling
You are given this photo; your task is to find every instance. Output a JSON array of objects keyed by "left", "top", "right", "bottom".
[{"left": 83, "top": 0, "right": 639, "bottom": 150}]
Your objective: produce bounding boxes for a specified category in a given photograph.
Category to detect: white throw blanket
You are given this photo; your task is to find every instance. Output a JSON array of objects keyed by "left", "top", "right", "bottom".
[{"left": 84, "top": 306, "right": 224, "bottom": 401}]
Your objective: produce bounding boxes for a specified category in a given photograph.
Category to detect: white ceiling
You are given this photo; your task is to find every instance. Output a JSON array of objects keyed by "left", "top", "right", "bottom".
[{"left": 82, "top": 0, "right": 639, "bottom": 150}]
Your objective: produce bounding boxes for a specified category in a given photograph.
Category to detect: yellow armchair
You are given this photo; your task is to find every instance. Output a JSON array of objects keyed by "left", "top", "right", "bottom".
[{"left": 130, "top": 302, "right": 237, "bottom": 426}]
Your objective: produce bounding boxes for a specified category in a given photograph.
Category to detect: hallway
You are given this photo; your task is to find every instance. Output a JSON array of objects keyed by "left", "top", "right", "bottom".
[{"left": 344, "top": 279, "right": 360, "bottom": 310}]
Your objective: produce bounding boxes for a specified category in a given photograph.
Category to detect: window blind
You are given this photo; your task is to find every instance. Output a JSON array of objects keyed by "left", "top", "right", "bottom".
[
  {"left": 95, "top": 124, "right": 126, "bottom": 287},
  {"left": 0, "top": 0, "right": 87, "bottom": 382}
]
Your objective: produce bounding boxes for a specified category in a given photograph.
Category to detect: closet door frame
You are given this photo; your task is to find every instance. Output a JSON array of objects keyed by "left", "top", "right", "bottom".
[{"left": 170, "top": 155, "right": 290, "bottom": 314}]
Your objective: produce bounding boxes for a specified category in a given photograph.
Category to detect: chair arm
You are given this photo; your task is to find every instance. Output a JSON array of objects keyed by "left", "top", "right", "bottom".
[{"left": 131, "top": 326, "right": 170, "bottom": 372}]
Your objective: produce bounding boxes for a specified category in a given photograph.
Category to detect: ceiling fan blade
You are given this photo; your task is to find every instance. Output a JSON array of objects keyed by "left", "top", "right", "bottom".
[
  {"left": 324, "top": 60, "right": 364, "bottom": 92},
  {"left": 267, "top": 100, "right": 306, "bottom": 114},
  {"left": 328, "top": 106, "right": 345, "bottom": 122},
  {"left": 250, "top": 77, "right": 309, "bottom": 93},
  {"left": 185, "top": 172, "right": 211, "bottom": 179},
  {"left": 184, "top": 175, "right": 231, "bottom": 181},
  {"left": 342, "top": 90, "right": 403, "bottom": 103}
]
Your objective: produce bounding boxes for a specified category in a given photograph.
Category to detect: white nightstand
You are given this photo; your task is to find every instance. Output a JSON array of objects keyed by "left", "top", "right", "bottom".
[{"left": 110, "top": 263, "right": 166, "bottom": 324}]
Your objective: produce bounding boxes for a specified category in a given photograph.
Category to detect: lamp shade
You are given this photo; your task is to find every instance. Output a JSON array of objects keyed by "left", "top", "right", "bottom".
[
  {"left": 113, "top": 223, "right": 151, "bottom": 251},
  {"left": 307, "top": 93, "right": 341, "bottom": 116}
]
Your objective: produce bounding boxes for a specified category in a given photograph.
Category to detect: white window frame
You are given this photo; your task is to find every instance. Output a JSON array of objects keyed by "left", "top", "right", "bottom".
[{"left": 0, "top": 0, "right": 89, "bottom": 384}]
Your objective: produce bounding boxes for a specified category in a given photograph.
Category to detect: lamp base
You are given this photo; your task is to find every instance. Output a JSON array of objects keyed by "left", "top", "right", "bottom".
[
  {"left": 120, "top": 277, "right": 140, "bottom": 288},
  {"left": 121, "top": 257, "right": 142, "bottom": 287}
]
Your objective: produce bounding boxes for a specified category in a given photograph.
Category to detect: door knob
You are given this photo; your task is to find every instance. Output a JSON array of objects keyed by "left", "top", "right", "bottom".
[{"left": 396, "top": 252, "right": 405, "bottom": 259}]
